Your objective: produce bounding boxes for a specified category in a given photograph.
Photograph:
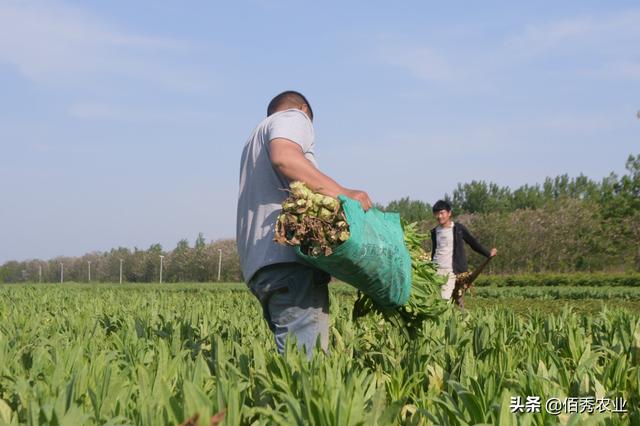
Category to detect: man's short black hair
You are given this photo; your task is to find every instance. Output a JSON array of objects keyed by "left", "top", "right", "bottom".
[
  {"left": 267, "top": 90, "right": 313, "bottom": 121},
  {"left": 432, "top": 200, "right": 452, "bottom": 213}
]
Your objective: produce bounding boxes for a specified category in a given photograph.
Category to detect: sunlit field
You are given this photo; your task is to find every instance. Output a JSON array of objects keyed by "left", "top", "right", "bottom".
[{"left": 0, "top": 283, "right": 637, "bottom": 424}]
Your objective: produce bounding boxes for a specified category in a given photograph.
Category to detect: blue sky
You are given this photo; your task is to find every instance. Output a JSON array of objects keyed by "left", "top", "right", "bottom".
[{"left": 1, "top": 1, "right": 638, "bottom": 263}]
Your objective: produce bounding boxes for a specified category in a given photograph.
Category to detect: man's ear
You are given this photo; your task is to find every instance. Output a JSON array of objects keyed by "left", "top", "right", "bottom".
[{"left": 300, "top": 104, "right": 312, "bottom": 121}]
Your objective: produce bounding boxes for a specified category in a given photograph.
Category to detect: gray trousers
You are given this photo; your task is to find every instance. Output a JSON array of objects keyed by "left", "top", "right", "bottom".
[{"left": 248, "top": 262, "right": 330, "bottom": 356}]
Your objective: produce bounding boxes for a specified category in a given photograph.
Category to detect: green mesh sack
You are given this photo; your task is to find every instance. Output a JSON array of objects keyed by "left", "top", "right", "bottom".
[{"left": 295, "top": 195, "right": 412, "bottom": 308}]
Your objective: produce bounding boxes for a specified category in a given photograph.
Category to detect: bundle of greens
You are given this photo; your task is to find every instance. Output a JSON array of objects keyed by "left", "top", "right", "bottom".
[
  {"left": 275, "top": 181, "right": 448, "bottom": 336},
  {"left": 274, "top": 181, "right": 349, "bottom": 257}
]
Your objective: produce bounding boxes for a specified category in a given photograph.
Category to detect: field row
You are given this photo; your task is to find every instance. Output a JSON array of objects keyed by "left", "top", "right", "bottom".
[
  {"left": 0, "top": 285, "right": 638, "bottom": 424},
  {"left": 474, "top": 273, "right": 640, "bottom": 288}
]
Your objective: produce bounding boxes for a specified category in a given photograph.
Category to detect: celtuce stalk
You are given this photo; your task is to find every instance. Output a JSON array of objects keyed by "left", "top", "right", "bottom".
[{"left": 274, "top": 182, "right": 349, "bottom": 256}]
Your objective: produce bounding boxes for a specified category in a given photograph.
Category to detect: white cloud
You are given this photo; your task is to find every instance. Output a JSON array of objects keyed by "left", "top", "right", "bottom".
[
  {"left": 510, "top": 17, "right": 595, "bottom": 53},
  {"left": 377, "top": 8, "right": 640, "bottom": 84},
  {"left": 0, "top": 2, "right": 214, "bottom": 93},
  {"left": 596, "top": 62, "right": 640, "bottom": 80},
  {"left": 510, "top": 9, "right": 640, "bottom": 53},
  {"left": 68, "top": 102, "right": 214, "bottom": 124},
  {"left": 378, "top": 45, "right": 460, "bottom": 82},
  {"left": 534, "top": 112, "right": 629, "bottom": 133}
]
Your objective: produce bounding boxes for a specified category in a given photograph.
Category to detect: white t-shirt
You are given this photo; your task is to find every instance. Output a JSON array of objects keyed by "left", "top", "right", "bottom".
[
  {"left": 236, "top": 109, "right": 317, "bottom": 282},
  {"left": 433, "top": 222, "right": 454, "bottom": 271}
]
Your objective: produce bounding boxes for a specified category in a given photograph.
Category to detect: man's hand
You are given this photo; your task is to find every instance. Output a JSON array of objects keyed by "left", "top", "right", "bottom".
[
  {"left": 342, "top": 189, "right": 372, "bottom": 211},
  {"left": 490, "top": 248, "right": 498, "bottom": 257}
]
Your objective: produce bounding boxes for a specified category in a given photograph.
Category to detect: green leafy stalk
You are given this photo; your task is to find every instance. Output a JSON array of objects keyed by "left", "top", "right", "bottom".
[{"left": 353, "top": 222, "right": 449, "bottom": 336}]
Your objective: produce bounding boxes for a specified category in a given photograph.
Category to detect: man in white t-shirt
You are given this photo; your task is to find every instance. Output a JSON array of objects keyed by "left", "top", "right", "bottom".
[
  {"left": 237, "top": 91, "right": 372, "bottom": 355},
  {"left": 430, "top": 200, "right": 497, "bottom": 300}
]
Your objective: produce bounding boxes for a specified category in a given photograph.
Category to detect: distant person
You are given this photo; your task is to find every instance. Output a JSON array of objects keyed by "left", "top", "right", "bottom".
[
  {"left": 236, "top": 90, "right": 372, "bottom": 355},
  {"left": 430, "top": 200, "right": 497, "bottom": 300}
]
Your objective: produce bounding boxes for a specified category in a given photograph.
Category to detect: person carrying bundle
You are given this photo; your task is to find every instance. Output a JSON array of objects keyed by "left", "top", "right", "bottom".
[
  {"left": 236, "top": 90, "right": 371, "bottom": 355},
  {"left": 430, "top": 200, "right": 497, "bottom": 301}
]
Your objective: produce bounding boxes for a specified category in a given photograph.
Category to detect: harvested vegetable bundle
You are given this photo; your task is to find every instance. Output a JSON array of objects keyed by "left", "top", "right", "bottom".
[
  {"left": 274, "top": 182, "right": 448, "bottom": 334},
  {"left": 275, "top": 181, "right": 412, "bottom": 308},
  {"left": 451, "top": 256, "right": 493, "bottom": 309},
  {"left": 274, "top": 181, "right": 349, "bottom": 256}
]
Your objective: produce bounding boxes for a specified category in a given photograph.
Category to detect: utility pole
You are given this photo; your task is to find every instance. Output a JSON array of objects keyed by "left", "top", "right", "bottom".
[
  {"left": 119, "top": 259, "right": 123, "bottom": 284},
  {"left": 60, "top": 263, "right": 64, "bottom": 283},
  {"left": 217, "top": 249, "right": 222, "bottom": 281},
  {"left": 159, "top": 255, "right": 164, "bottom": 284},
  {"left": 88, "top": 261, "right": 91, "bottom": 282},
  {"left": 38, "top": 265, "right": 42, "bottom": 283}
]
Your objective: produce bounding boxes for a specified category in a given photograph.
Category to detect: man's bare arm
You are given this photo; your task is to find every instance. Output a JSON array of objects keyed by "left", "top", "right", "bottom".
[{"left": 269, "top": 138, "right": 372, "bottom": 210}]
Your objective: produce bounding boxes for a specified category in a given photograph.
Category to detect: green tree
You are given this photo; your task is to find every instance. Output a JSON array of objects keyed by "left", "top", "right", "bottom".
[
  {"left": 208, "top": 239, "right": 242, "bottom": 282},
  {"left": 105, "top": 247, "right": 132, "bottom": 283},
  {"left": 450, "top": 181, "right": 512, "bottom": 214},
  {"left": 383, "top": 197, "right": 431, "bottom": 222},
  {"left": 168, "top": 239, "right": 191, "bottom": 282},
  {"left": 510, "top": 184, "right": 545, "bottom": 210},
  {"left": 191, "top": 233, "right": 209, "bottom": 282}
]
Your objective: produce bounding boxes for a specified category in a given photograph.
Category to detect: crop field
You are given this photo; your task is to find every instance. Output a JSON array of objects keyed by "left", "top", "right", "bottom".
[{"left": 0, "top": 283, "right": 638, "bottom": 425}]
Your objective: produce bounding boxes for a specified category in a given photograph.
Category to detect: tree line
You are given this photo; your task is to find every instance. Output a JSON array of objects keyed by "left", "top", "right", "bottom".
[
  {"left": 381, "top": 154, "right": 639, "bottom": 218},
  {"left": 384, "top": 153, "right": 639, "bottom": 273},
  {"left": 0, "top": 236, "right": 240, "bottom": 284},
  {"left": 1, "top": 153, "right": 637, "bottom": 283}
]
